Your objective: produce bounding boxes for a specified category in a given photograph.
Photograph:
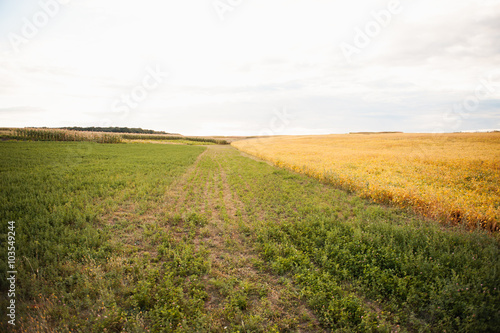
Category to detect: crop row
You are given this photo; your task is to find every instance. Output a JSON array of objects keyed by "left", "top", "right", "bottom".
[
  {"left": 121, "top": 134, "right": 228, "bottom": 145},
  {"left": 8, "top": 129, "right": 229, "bottom": 145},
  {"left": 14, "top": 128, "right": 122, "bottom": 143}
]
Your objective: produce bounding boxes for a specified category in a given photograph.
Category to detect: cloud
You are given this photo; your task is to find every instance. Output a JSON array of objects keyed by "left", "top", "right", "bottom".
[
  {"left": 0, "top": 0, "right": 498, "bottom": 134},
  {"left": 0, "top": 106, "right": 46, "bottom": 113}
]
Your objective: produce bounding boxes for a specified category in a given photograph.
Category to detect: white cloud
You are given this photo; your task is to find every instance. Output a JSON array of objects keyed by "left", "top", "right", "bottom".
[{"left": 0, "top": 0, "right": 499, "bottom": 134}]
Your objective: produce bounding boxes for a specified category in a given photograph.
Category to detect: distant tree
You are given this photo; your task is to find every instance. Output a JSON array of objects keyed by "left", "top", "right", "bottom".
[{"left": 59, "top": 127, "right": 167, "bottom": 134}]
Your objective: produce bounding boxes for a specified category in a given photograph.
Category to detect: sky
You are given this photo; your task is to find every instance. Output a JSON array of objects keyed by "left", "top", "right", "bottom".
[{"left": 0, "top": 0, "right": 499, "bottom": 136}]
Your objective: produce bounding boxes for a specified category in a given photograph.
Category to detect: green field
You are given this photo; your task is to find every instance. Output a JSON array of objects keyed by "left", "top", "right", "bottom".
[{"left": 1, "top": 142, "right": 499, "bottom": 332}]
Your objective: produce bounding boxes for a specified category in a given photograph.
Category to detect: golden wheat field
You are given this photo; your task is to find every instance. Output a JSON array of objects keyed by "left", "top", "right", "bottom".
[{"left": 232, "top": 132, "right": 500, "bottom": 231}]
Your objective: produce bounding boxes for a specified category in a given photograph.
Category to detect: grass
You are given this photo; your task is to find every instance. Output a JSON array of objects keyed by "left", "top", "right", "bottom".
[
  {"left": 0, "top": 142, "right": 206, "bottom": 332},
  {"left": 222, "top": 146, "right": 500, "bottom": 332},
  {"left": 124, "top": 139, "right": 217, "bottom": 146},
  {"left": 1, "top": 142, "right": 498, "bottom": 332},
  {"left": 232, "top": 133, "right": 500, "bottom": 231}
]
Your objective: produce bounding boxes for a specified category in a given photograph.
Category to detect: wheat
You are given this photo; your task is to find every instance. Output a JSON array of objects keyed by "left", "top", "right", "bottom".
[{"left": 233, "top": 133, "right": 500, "bottom": 231}]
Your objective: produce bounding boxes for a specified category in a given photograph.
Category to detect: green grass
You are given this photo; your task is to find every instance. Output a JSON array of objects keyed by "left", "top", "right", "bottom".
[
  {"left": 0, "top": 142, "right": 207, "bottom": 332},
  {"left": 1, "top": 142, "right": 498, "bottom": 332},
  {"left": 126, "top": 139, "right": 217, "bottom": 146},
  {"left": 219, "top": 148, "right": 500, "bottom": 332}
]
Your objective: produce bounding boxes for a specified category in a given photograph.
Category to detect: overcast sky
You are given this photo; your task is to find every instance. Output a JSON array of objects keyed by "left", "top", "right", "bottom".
[{"left": 1, "top": 0, "right": 499, "bottom": 135}]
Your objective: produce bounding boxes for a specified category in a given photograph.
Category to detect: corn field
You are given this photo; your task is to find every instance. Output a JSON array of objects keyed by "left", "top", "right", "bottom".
[
  {"left": 14, "top": 128, "right": 122, "bottom": 143},
  {"left": 7, "top": 129, "right": 229, "bottom": 145}
]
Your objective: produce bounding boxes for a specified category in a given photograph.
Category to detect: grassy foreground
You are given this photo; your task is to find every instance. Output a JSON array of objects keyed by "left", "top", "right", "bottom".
[{"left": 1, "top": 142, "right": 499, "bottom": 332}]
